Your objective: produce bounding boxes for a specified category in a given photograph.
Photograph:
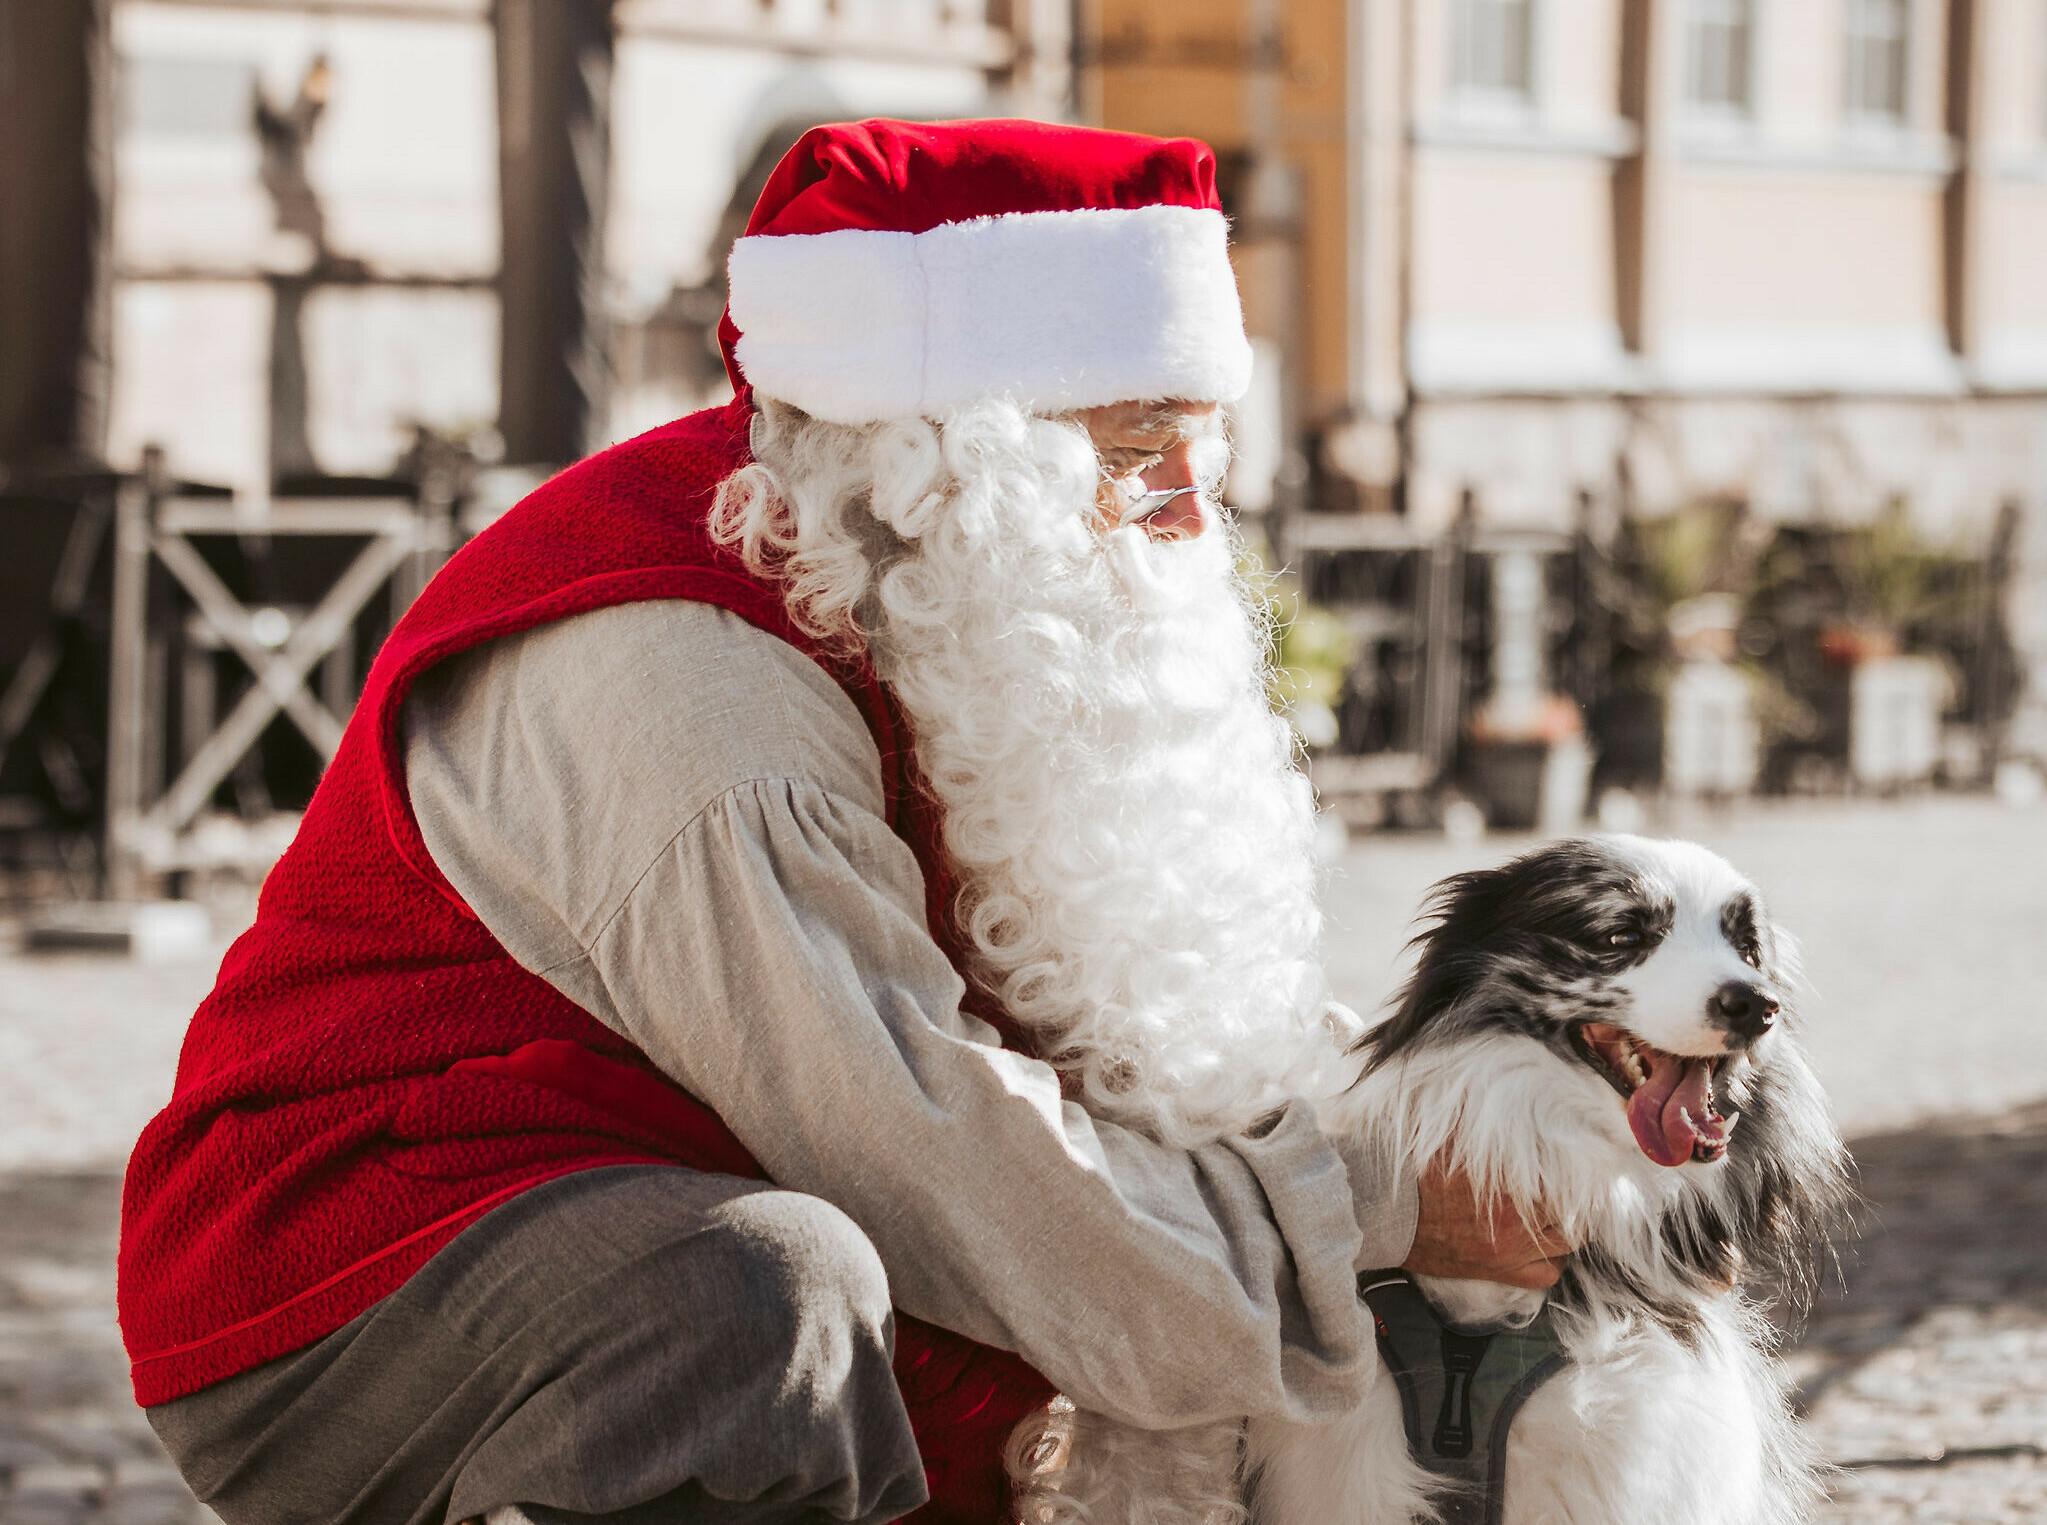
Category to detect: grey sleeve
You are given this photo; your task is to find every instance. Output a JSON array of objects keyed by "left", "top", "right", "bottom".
[{"left": 401, "top": 599, "right": 1416, "bottom": 1429}]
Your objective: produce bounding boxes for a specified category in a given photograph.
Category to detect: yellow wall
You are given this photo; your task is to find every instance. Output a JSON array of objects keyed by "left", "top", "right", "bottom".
[
  {"left": 1090, "top": 0, "right": 1250, "bottom": 146},
  {"left": 1089, "top": 0, "right": 1354, "bottom": 414}
]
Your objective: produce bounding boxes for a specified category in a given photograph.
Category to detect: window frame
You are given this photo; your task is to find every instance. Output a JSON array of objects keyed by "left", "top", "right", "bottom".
[
  {"left": 1681, "top": 0, "right": 1760, "bottom": 122},
  {"left": 1447, "top": 0, "right": 1542, "bottom": 115},
  {"left": 118, "top": 51, "right": 261, "bottom": 142},
  {"left": 1842, "top": 0, "right": 1913, "bottom": 128}
]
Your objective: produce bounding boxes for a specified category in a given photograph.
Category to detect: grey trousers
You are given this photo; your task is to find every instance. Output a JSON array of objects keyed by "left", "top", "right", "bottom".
[{"left": 146, "top": 1166, "right": 931, "bottom": 1525}]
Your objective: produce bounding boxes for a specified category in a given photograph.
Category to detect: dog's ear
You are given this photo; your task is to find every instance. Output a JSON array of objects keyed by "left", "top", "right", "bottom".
[
  {"left": 1661, "top": 1200, "right": 1742, "bottom": 1288},
  {"left": 1359, "top": 862, "right": 1519, "bottom": 1067},
  {"left": 1721, "top": 1041, "right": 1858, "bottom": 1326},
  {"left": 1359, "top": 838, "right": 1632, "bottom": 1068}
]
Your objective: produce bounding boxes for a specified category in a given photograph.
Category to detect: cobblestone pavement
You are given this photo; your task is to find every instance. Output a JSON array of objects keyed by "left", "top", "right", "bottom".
[
  {"left": 8, "top": 1107, "right": 2041, "bottom": 1523},
  {"left": 0, "top": 1174, "right": 208, "bottom": 1524},
  {"left": 1793, "top": 1102, "right": 2047, "bottom": 1523},
  {"left": 2, "top": 796, "right": 2042, "bottom": 1521}
]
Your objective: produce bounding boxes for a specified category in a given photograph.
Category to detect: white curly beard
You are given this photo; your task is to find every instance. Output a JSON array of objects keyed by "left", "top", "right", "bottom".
[{"left": 716, "top": 399, "right": 1354, "bottom": 1147}]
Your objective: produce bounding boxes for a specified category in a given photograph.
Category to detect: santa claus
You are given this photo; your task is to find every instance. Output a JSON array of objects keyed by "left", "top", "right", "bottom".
[{"left": 119, "top": 119, "right": 1567, "bottom": 1524}]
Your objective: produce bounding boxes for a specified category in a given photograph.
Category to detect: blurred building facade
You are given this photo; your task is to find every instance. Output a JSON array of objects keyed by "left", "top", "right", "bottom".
[
  {"left": 67, "top": 2, "right": 2047, "bottom": 531},
  {"left": 1092, "top": 0, "right": 2047, "bottom": 528},
  {"left": 4, "top": 0, "right": 2042, "bottom": 855},
  {"left": 0, "top": 0, "right": 1077, "bottom": 890},
  {"left": 1090, "top": 0, "right": 2047, "bottom": 751},
  {"left": 92, "top": 0, "right": 1071, "bottom": 493}
]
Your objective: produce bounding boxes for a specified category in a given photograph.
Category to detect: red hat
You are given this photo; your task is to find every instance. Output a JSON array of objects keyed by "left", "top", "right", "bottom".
[{"left": 720, "top": 118, "right": 1253, "bottom": 424}]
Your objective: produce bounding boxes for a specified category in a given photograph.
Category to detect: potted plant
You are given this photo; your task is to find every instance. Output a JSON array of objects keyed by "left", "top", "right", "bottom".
[
  {"left": 1831, "top": 501, "right": 1960, "bottom": 788},
  {"left": 1597, "top": 500, "right": 1782, "bottom": 799}
]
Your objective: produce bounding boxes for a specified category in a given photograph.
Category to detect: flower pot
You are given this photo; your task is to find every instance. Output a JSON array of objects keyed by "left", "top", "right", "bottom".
[{"left": 1663, "top": 661, "right": 1759, "bottom": 798}]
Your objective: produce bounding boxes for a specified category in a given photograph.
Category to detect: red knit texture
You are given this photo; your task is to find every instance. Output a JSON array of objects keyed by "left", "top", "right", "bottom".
[{"left": 118, "top": 395, "right": 1054, "bottom": 1522}]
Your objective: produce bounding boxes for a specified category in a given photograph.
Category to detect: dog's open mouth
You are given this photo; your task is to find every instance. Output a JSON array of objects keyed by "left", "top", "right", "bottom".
[{"left": 1571, "top": 1021, "right": 1737, "bottom": 1168}]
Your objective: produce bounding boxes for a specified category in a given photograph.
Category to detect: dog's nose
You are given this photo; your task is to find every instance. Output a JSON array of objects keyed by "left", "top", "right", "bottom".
[{"left": 1709, "top": 981, "right": 1779, "bottom": 1045}]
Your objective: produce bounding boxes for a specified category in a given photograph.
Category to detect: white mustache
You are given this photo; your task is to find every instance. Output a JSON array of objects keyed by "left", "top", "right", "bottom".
[{"left": 1104, "top": 522, "right": 1212, "bottom": 615}]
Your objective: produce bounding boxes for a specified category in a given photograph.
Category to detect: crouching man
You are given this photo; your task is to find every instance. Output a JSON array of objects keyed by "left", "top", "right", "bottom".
[{"left": 120, "top": 118, "right": 1568, "bottom": 1524}]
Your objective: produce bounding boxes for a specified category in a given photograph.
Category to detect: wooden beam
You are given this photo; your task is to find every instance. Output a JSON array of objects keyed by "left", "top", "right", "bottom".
[
  {"left": 1615, "top": 0, "right": 1673, "bottom": 361},
  {"left": 1942, "top": 0, "right": 1989, "bottom": 363},
  {"left": 0, "top": 0, "right": 113, "bottom": 466},
  {"left": 1348, "top": 0, "right": 1412, "bottom": 424},
  {"left": 495, "top": 0, "right": 616, "bottom": 468}
]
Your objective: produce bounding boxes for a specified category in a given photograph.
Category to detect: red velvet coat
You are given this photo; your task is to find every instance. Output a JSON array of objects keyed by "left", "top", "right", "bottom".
[{"left": 118, "top": 395, "right": 1054, "bottom": 1521}]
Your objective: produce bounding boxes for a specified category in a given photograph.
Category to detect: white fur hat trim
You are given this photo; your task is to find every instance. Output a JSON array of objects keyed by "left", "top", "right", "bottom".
[{"left": 727, "top": 204, "right": 1252, "bottom": 424}]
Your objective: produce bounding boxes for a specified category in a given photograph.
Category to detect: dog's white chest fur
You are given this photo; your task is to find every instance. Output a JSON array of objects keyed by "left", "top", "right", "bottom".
[{"left": 1503, "top": 1313, "right": 1772, "bottom": 1524}]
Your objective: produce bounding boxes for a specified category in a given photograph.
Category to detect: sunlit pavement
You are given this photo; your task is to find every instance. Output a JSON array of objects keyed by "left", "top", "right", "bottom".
[
  {"left": 2, "top": 795, "right": 2042, "bottom": 1522},
  {"left": 1792, "top": 1104, "right": 2047, "bottom": 1524}
]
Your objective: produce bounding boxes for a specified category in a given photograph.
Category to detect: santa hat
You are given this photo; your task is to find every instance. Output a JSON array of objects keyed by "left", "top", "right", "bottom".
[{"left": 719, "top": 118, "right": 1253, "bottom": 425}]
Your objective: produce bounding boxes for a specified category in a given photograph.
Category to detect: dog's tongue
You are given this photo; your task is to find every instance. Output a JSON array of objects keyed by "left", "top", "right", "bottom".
[{"left": 1626, "top": 1050, "right": 1713, "bottom": 1167}]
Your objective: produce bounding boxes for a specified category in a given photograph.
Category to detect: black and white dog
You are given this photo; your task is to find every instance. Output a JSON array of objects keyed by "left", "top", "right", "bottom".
[{"left": 1247, "top": 834, "right": 1854, "bottom": 1524}]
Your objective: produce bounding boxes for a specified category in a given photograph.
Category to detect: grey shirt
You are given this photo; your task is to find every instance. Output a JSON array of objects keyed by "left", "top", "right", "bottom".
[{"left": 401, "top": 598, "right": 1416, "bottom": 1430}]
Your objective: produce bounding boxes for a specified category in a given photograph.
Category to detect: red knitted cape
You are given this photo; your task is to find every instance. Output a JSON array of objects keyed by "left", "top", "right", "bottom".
[{"left": 117, "top": 396, "right": 1054, "bottom": 1521}]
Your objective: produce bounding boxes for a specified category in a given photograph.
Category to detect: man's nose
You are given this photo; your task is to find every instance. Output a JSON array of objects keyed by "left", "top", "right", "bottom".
[
  {"left": 1140, "top": 487, "right": 1205, "bottom": 540},
  {"left": 1136, "top": 442, "right": 1206, "bottom": 541}
]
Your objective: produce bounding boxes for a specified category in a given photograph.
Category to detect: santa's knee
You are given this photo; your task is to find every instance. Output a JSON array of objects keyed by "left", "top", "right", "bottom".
[
  {"left": 703, "top": 1188, "right": 898, "bottom": 1373},
  {"left": 565, "top": 1188, "right": 922, "bottom": 1520}
]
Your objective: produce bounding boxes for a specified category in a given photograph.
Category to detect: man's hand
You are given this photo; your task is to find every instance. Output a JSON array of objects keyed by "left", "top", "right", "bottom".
[{"left": 1400, "top": 1157, "right": 1573, "bottom": 1290}]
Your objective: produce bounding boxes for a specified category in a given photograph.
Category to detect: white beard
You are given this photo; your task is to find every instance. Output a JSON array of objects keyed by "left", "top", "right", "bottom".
[
  {"left": 852, "top": 404, "right": 1352, "bottom": 1146},
  {"left": 716, "top": 399, "right": 1363, "bottom": 1523}
]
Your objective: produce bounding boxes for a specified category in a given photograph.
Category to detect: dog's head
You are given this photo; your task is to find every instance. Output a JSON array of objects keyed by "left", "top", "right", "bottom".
[{"left": 1362, "top": 835, "right": 1851, "bottom": 1308}]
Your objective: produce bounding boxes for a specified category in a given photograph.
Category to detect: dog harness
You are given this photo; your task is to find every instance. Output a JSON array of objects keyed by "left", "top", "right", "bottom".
[{"left": 1358, "top": 1271, "right": 1571, "bottom": 1525}]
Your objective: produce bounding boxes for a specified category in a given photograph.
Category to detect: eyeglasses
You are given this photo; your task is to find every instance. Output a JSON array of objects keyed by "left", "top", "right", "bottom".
[{"left": 1105, "top": 478, "right": 1204, "bottom": 529}]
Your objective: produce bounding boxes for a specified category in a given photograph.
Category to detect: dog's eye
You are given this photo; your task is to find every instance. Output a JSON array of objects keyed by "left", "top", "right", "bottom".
[
  {"left": 1740, "top": 943, "right": 1763, "bottom": 970},
  {"left": 1607, "top": 929, "right": 1642, "bottom": 949}
]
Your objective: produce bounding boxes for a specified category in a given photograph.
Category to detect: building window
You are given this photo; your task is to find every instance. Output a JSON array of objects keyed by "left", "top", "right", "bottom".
[
  {"left": 120, "top": 54, "right": 258, "bottom": 140},
  {"left": 1843, "top": 0, "right": 1910, "bottom": 123},
  {"left": 1450, "top": 0, "right": 1536, "bottom": 101},
  {"left": 1684, "top": 0, "right": 1754, "bottom": 113}
]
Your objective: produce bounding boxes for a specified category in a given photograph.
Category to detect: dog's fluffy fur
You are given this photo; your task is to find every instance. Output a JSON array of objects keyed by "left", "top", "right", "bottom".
[{"left": 1016, "top": 834, "right": 1854, "bottom": 1525}]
